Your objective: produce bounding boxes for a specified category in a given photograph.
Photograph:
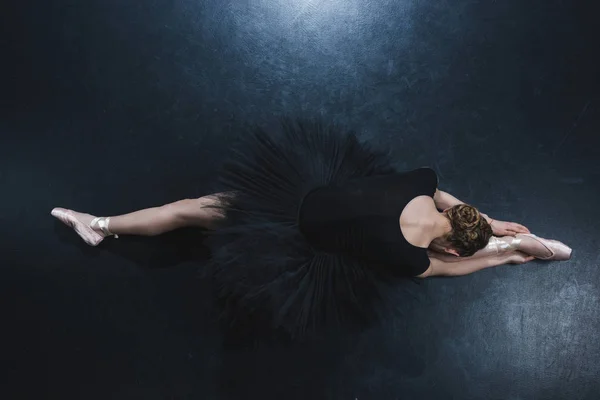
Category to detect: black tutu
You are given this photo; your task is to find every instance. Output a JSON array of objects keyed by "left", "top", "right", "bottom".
[{"left": 204, "top": 119, "right": 420, "bottom": 338}]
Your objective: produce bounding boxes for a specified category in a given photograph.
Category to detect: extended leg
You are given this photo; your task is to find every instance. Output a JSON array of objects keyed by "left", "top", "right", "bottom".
[
  {"left": 51, "top": 194, "right": 226, "bottom": 246},
  {"left": 107, "top": 195, "right": 225, "bottom": 235}
]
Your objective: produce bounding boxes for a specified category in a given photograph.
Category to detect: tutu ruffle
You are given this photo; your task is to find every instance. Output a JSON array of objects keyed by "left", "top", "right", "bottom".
[{"left": 204, "top": 119, "right": 419, "bottom": 338}]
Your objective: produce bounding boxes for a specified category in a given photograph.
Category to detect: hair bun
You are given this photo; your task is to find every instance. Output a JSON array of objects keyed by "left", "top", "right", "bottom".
[
  {"left": 445, "top": 204, "right": 493, "bottom": 257},
  {"left": 448, "top": 204, "right": 481, "bottom": 229}
]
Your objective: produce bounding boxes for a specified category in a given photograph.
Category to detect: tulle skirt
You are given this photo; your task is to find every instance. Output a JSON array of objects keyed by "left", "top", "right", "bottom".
[{"left": 204, "top": 119, "right": 420, "bottom": 339}]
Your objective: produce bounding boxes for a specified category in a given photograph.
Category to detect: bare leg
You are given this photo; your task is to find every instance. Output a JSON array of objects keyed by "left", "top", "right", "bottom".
[
  {"left": 52, "top": 194, "right": 226, "bottom": 245},
  {"left": 107, "top": 195, "right": 225, "bottom": 235}
]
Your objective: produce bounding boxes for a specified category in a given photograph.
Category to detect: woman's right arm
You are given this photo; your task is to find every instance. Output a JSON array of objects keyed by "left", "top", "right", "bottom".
[{"left": 417, "top": 252, "right": 534, "bottom": 278}]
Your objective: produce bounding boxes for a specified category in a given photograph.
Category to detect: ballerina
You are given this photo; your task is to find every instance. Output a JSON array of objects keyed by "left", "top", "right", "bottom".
[{"left": 52, "top": 119, "right": 571, "bottom": 335}]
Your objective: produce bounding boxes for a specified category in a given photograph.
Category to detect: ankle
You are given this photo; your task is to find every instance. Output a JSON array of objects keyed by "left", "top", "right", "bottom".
[
  {"left": 489, "top": 236, "right": 522, "bottom": 255},
  {"left": 91, "top": 217, "right": 119, "bottom": 238}
]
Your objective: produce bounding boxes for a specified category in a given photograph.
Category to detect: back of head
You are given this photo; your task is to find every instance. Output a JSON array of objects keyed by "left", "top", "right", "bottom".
[{"left": 445, "top": 204, "right": 493, "bottom": 257}]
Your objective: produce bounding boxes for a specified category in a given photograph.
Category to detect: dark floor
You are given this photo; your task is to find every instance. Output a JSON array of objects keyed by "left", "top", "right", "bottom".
[{"left": 2, "top": 0, "right": 599, "bottom": 399}]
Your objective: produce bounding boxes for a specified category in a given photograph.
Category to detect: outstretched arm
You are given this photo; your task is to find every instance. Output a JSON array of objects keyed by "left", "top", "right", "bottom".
[
  {"left": 434, "top": 189, "right": 493, "bottom": 222},
  {"left": 433, "top": 189, "right": 465, "bottom": 211},
  {"left": 433, "top": 189, "right": 530, "bottom": 236},
  {"left": 417, "top": 252, "right": 534, "bottom": 278}
]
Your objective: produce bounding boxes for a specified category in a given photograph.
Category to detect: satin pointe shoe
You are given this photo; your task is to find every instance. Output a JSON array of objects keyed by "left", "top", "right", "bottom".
[
  {"left": 51, "top": 208, "right": 118, "bottom": 246},
  {"left": 516, "top": 234, "right": 572, "bottom": 261}
]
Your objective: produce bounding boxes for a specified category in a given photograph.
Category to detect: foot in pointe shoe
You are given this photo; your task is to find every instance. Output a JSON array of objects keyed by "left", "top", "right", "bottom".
[
  {"left": 516, "top": 233, "right": 572, "bottom": 261},
  {"left": 51, "top": 208, "right": 117, "bottom": 246}
]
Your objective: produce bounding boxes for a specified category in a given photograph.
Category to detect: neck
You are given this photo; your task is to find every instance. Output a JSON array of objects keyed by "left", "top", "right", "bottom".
[{"left": 431, "top": 212, "right": 453, "bottom": 239}]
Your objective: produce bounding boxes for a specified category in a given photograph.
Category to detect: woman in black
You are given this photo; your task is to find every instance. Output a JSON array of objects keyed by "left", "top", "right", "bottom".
[{"left": 52, "top": 119, "right": 571, "bottom": 336}]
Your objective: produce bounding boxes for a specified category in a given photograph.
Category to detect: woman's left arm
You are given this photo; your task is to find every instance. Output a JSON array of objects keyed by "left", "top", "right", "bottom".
[
  {"left": 434, "top": 189, "right": 492, "bottom": 222},
  {"left": 433, "top": 189, "right": 465, "bottom": 211},
  {"left": 433, "top": 189, "right": 530, "bottom": 236}
]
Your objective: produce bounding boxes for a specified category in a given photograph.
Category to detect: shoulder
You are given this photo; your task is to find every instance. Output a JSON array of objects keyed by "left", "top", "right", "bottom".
[
  {"left": 415, "top": 257, "right": 455, "bottom": 278},
  {"left": 413, "top": 167, "right": 438, "bottom": 186},
  {"left": 416, "top": 264, "right": 432, "bottom": 278},
  {"left": 402, "top": 247, "right": 434, "bottom": 277},
  {"left": 407, "top": 167, "right": 438, "bottom": 197},
  {"left": 400, "top": 195, "right": 437, "bottom": 224}
]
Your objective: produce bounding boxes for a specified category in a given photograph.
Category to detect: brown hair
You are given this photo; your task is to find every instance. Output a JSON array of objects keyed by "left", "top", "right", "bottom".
[{"left": 444, "top": 204, "right": 493, "bottom": 257}]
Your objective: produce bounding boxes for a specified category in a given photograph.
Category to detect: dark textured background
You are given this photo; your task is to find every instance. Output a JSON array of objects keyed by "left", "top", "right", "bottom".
[{"left": 2, "top": 0, "right": 599, "bottom": 399}]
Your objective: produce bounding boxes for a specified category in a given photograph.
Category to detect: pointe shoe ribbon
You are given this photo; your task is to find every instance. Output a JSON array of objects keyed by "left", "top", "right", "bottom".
[
  {"left": 486, "top": 236, "right": 522, "bottom": 254},
  {"left": 90, "top": 217, "right": 119, "bottom": 239}
]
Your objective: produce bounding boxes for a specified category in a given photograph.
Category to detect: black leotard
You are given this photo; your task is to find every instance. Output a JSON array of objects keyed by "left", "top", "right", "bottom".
[{"left": 298, "top": 167, "right": 438, "bottom": 276}]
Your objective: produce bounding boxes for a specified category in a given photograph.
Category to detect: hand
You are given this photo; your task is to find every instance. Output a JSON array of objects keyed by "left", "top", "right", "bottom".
[
  {"left": 489, "top": 219, "right": 530, "bottom": 237},
  {"left": 505, "top": 251, "right": 536, "bottom": 265}
]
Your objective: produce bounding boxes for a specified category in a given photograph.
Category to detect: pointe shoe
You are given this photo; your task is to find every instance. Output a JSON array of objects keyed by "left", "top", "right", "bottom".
[
  {"left": 516, "top": 233, "right": 572, "bottom": 261},
  {"left": 51, "top": 208, "right": 118, "bottom": 246}
]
